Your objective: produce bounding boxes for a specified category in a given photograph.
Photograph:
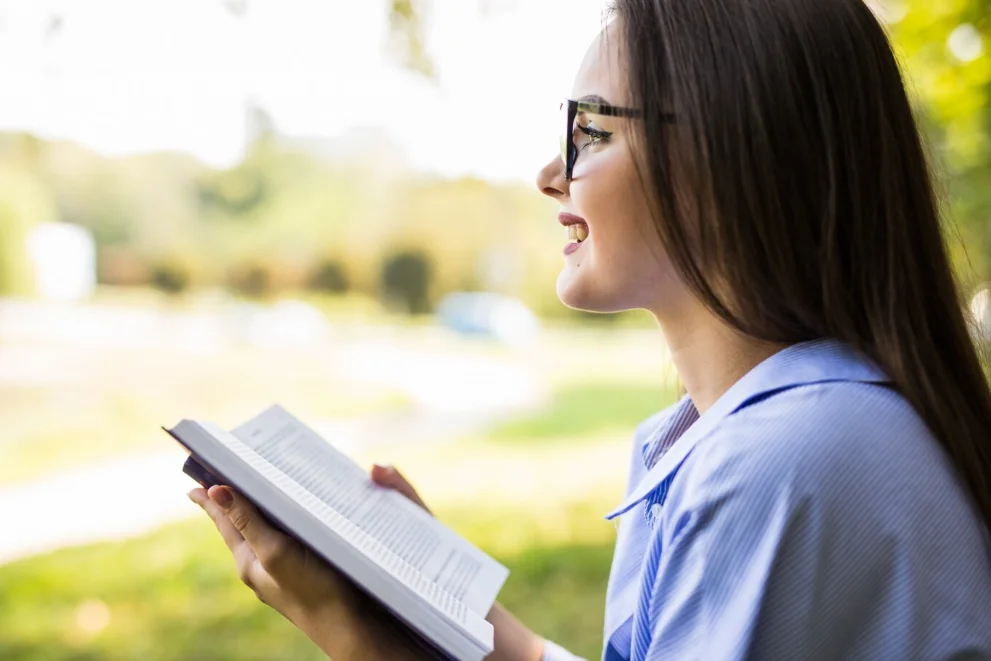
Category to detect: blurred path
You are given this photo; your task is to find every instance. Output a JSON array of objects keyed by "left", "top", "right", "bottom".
[
  {"left": 0, "top": 406, "right": 531, "bottom": 566},
  {"left": 0, "top": 299, "right": 548, "bottom": 565}
]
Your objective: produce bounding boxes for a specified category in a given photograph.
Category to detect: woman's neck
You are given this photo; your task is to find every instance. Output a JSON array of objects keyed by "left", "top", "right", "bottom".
[{"left": 656, "top": 303, "right": 787, "bottom": 414}]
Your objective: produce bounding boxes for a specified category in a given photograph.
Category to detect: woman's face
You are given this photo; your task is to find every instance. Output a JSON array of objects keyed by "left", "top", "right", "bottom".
[{"left": 536, "top": 22, "right": 682, "bottom": 315}]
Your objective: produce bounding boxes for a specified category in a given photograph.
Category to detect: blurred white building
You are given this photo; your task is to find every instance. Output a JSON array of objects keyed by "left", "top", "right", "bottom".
[{"left": 26, "top": 222, "right": 96, "bottom": 301}]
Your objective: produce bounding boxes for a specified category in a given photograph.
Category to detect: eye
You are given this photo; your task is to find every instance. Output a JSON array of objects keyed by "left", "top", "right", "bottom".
[{"left": 576, "top": 123, "right": 613, "bottom": 151}]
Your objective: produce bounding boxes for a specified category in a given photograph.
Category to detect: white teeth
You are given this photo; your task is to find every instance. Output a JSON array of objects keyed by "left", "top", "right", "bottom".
[{"left": 566, "top": 224, "right": 589, "bottom": 242}]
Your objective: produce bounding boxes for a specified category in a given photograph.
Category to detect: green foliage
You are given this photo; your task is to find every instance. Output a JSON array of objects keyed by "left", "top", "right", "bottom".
[
  {"left": 0, "top": 205, "right": 34, "bottom": 296},
  {"left": 149, "top": 259, "right": 192, "bottom": 295},
  {"left": 197, "top": 165, "right": 269, "bottom": 216},
  {"left": 0, "top": 162, "right": 58, "bottom": 296},
  {"left": 307, "top": 257, "right": 351, "bottom": 294},
  {"left": 227, "top": 260, "right": 275, "bottom": 299},
  {"left": 888, "top": 1, "right": 991, "bottom": 282},
  {"left": 388, "top": 0, "right": 434, "bottom": 78},
  {"left": 382, "top": 250, "right": 434, "bottom": 314}
]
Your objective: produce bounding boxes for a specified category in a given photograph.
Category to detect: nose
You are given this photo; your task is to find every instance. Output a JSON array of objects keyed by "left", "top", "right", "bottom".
[{"left": 536, "top": 154, "right": 568, "bottom": 201}]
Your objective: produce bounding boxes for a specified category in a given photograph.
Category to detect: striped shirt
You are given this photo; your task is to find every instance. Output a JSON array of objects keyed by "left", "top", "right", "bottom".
[{"left": 542, "top": 339, "right": 991, "bottom": 661}]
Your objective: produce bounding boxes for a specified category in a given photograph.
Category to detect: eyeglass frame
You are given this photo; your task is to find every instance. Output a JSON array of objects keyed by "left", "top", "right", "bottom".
[{"left": 560, "top": 99, "right": 676, "bottom": 181}]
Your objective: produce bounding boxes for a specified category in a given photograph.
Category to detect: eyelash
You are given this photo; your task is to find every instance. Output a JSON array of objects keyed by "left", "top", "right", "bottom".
[{"left": 577, "top": 124, "right": 612, "bottom": 149}]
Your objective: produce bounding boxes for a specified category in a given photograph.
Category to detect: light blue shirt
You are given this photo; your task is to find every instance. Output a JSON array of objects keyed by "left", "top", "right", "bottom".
[{"left": 543, "top": 339, "right": 991, "bottom": 661}]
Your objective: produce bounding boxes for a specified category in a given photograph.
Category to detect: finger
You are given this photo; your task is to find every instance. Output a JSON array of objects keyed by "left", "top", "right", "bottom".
[
  {"left": 188, "top": 488, "right": 245, "bottom": 553},
  {"left": 370, "top": 464, "right": 430, "bottom": 512},
  {"left": 208, "top": 486, "right": 289, "bottom": 572},
  {"left": 188, "top": 489, "right": 262, "bottom": 589}
]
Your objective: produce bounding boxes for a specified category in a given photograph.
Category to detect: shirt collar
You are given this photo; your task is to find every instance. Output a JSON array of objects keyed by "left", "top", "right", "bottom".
[{"left": 604, "top": 338, "right": 890, "bottom": 520}]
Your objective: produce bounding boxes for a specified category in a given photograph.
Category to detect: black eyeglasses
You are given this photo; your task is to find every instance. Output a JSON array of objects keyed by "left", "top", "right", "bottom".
[{"left": 559, "top": 99, "right": 675, "bottom": 181}]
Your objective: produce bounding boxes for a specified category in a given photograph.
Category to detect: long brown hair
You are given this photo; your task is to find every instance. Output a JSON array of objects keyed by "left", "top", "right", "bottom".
[{"left": 615, "top": 0, "right": 991, "bottom": 528}]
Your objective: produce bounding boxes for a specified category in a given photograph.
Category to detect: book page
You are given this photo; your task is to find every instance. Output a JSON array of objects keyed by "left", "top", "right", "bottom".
[{"left": 224, "top": 405, "right": 508, "bottom": 617}]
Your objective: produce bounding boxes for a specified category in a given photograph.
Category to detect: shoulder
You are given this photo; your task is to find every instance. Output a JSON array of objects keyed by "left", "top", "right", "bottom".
[
  {"left": 682, "top": 380, "right": 949, "bottom": 503},
  {"left": 662, "top": 379, "right": 985, "bottom": 558},
  {"left": 637, "top": 373, "right": 991, "bottom": 658}
]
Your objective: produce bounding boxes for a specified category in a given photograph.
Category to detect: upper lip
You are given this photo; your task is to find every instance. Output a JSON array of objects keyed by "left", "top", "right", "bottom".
[{"left": 558, "top": 212, "right": 588, "bottom": 227}]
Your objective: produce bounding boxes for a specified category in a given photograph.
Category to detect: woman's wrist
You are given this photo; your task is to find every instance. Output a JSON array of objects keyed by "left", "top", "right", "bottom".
[
  {"left": 303, "top": 600, "right": 544, "bottom": 661},
  {"left": 487, "top": 602, "right": 546, "bottom": 661}
]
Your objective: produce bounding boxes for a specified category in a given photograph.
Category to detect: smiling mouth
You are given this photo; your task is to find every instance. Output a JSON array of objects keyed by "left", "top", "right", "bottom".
[
  {"left": 566, "top": 223, "right": 589, "bottom": 244},
  {"left": 559, "top": 212, "right": 590, "bottom": 247}
]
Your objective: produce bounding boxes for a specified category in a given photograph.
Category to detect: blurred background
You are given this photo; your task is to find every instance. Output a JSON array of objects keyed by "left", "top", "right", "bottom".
[{"left": 0, "top": 0, "right": 987, "bottom": 659}]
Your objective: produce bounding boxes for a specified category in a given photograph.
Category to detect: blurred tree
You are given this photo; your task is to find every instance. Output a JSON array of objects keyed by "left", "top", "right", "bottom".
[
  {"left": 0, "top": 162, "right": 59, "bottom": 296},
  {"left": 890, "top": 0, "right": 991, "bottom": 282},
  {"left": 388, "top": 0, "right": 434, "bottom": 78},
  {"left": 228, "top": 261, "right": 274, "bottom": 299},
  {"left": 150, "top": 259, "right": 192, "bottom": 295},
  {"left": 197, "top": 165, "right": 269, "bottom": 217},
  {"left": 382, "top": 250, "right": 434, "bottom": 314},
  {"left": 308, "top": 258, "right": 351, "bottom": 294}
]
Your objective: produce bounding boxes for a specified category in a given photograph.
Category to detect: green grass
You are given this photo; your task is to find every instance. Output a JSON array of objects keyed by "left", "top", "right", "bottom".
[
  {"left": 0, "top": 503, "right": 614, "bottom": 661},
  {"left": 484, "top": 382, "right": 677, "bottom": 445}
]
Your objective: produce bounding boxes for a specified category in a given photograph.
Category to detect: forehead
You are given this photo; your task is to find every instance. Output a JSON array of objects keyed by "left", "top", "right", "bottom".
[{"left": 571, "top": 21, "right": 630, "bottom": 106}]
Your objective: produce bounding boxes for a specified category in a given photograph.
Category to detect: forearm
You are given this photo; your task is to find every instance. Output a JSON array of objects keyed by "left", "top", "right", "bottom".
[
  {"left": 486, "top": 602, "right": 545, "bottom": 661},
  {"left": 302, "top": 594, "right": 425, "bottom": 661}
]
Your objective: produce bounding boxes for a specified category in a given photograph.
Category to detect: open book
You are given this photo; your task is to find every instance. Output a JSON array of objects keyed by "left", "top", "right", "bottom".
[{"left": 165, "top": 404, "right": 508, "bottom": 661}]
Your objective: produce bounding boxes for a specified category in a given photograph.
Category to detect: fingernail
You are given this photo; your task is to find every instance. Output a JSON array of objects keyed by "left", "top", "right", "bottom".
[
  {"left": 186, "top": 490, "right": 200, "bottom": 504},
  {"left": 210, "top": 487, "right": 233, "bottom": 510}
]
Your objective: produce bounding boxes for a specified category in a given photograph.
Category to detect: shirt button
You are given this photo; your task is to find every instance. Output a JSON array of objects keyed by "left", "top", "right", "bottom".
[{"left": 651, "top": 503, "right": 663, "bottom": 519}]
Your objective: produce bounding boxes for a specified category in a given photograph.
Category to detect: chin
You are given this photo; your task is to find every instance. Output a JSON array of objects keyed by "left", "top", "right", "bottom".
[{"left": 556, "top": 270, "right": 633, "bottom": 314}]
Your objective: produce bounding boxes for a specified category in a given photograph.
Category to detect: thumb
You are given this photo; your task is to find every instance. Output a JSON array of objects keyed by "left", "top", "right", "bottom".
[
  {"left": 208, "top": 485, "right": 288, "bottom": 568},
  {"left": 370, "top": 465, "right": 430, "bottom": 513}
]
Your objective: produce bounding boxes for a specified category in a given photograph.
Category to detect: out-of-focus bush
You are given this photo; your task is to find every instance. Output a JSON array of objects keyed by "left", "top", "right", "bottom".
[
  {"left": 97, "top": 247, "right": 150, "bottom": 287},
  {"left": 227, "top": 260, "right": 275, "bottom": 299},
  {"left": 307, "top": 257, "right": 351, "bottom": 294},
  {"left": 381, "top": 250, "right": 433, "bottom": 314},
  {"left": 0, "top": 163, "right": 58, "bottom": 296},
  {"left": 149, "top": 258, "right": 193, "bottom": 295},
  {"left": 0, "top": 204, "right": 34, "bottom": 296}
]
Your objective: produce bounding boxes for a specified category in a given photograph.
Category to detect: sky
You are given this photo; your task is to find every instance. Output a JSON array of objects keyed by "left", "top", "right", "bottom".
[{"left": 0, "top": 0, "right": 611, "bottom": 183}]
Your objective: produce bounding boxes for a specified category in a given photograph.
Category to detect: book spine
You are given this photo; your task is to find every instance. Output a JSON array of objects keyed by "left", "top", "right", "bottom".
[{"left": 182, "top": 455, "right": 223, "bottom": 489}]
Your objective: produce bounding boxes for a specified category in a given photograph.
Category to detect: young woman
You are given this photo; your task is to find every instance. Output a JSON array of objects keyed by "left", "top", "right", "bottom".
[{"left": 189, "top": 0, "right": 991, "bottom": 658}]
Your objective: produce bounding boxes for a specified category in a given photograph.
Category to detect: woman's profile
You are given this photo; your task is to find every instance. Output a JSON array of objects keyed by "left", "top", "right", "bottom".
[{"left": 188, "top": 0, "right": 991, "bottom": 658}]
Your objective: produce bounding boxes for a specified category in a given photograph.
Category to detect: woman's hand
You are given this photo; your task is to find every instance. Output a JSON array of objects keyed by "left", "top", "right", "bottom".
[
  {"left": 188, "top": 464, "right": 545, "bottom": 661},
  {"left": 187, "top": 484, "right": 368, "bottom": 656},
  {"left": 187, "top": 464, "right": 433, "bottom": 660},
  {"left": 369, "top": 463, "right": 431, "bottom": 511},
  {"left": 186, "top": 484, "right": 338, "bottom": 621}
]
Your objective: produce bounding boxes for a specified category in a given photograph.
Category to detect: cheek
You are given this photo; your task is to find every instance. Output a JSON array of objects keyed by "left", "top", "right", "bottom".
[
  {"left": 559, "top": 151, "right": 683, "bottom": 312},
  {"left": 575, "top": 158, "right": 659, "bottom": 267}
]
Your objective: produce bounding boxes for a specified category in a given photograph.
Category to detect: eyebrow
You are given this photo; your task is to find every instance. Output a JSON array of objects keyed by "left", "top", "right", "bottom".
[{"left": 576, "top": 94, "right": 612, "bottom": 105}]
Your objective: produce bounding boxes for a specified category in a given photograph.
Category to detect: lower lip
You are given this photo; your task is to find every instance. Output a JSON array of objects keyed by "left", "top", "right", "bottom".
[{"left": 563, "top": 241, "right": 582, "bottom": 256}]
